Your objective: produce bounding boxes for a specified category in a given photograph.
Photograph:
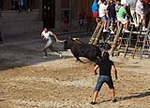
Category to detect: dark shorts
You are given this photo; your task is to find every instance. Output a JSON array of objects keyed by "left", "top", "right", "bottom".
[
  {"left": 94, "top": 75, "right": 114, "bottom": 91},
  {"left": 110, "top": 16, "right": 116, "bottom": 23}
]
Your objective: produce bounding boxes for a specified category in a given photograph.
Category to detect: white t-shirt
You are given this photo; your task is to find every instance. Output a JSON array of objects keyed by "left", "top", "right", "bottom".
[
  {"left": 121, "top": 0, "right": 129, "bottom": 6},
  {"left": 41, "top": 31, "right": 53, "bottom": 42},
  {"left": 135, "top": 0, "right": 144, "bottom": 15},
  {"left": 98, "top": 0, "right": 101, "bottom": 5},
  {"left": 130, "top": 0, "right": 137, "bottom": 10},
  {"left": 99, "top": 3, "right": 108, "bottom": 17}
]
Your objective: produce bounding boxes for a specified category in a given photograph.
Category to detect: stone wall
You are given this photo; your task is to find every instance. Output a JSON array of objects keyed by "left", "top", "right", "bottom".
[{"left": 0, "top": 9, "right": 43, "bottom": 37}]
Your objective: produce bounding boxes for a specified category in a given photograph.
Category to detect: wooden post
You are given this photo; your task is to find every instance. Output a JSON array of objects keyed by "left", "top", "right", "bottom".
[
  {"left": 92, "top": 23, "right": 104, "bottom": 45},
  {"left": 89, "top": 21, "right": 102, "bottom": 44},
  {"left": 109, "top": 23, "right": 123, "bottom": 56}
]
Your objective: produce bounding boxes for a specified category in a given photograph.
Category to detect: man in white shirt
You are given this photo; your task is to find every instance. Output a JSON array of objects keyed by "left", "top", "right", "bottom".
[
  {"left": 121, "top": 0, "right": 129, "bottom": 5},
  {"left": 98, "top": 0, "right": 108, "bottom": 32},
  {"left": 98, "top": 0, "right": 101, "bottom": 4},
  {"left": 135, "top": 0, "right": 147, "bottom": 31},
  {"left": 130, "top": 0, "right": 138, "bottom": 26},
  {"left": 40, "top": 28, "right": 62, "bottom": 58}
]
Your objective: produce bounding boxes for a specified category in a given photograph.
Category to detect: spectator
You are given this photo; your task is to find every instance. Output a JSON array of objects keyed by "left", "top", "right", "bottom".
[
  {"left": 24, "top": 0, "right": 31, "bottom": 11},
  {"left": 62, "top": 10, "right": 69, "bottom": 32},
  {"left": 92, "top": 0, "right": 100, "bottom": 24},
  {"left": 107, "top": 0, "right": 116, "bottom": 34},
  {"left": 78, "top": 9, "right": 86, "bottom": 29},
  {"left": 115, "top": 0, "right": 121, "bottom": 13},
  {"left": 143, "top": 0, "right": 149, "bottom": 28},
  {"left": 117, "top": 3, "right": 130, "bottom": 33},
  {"left": 86, "top": 11, "right": 93, "bottom": 34},
  {"left": 135, "top": 0, "right": 147, "bottom": 31},
  {"left": 18, "top": 0, "right": 24, "bottom": 12},
  {"left": 99, "top": 0, "right": 109, "bottom": 32},
  {"left": 129, "top": 0, "right": 138, "bottom": 26},
  {"left": 121, "top": 0, "right": 129, "bottom": 6},
  {"left": 145, "top": 4, "right": 150, "bottom": 27}
]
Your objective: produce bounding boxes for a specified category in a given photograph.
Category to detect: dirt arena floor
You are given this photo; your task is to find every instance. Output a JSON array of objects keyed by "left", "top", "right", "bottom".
[{"left": 0, "top": 37, "right": 150, "bottom": 108}]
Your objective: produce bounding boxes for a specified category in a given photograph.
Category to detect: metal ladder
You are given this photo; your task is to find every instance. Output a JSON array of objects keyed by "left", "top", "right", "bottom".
[
  {"left": 116, "top": 24, "right": 134, "bottom": 57},
  {"left": 132, "top": 22, "right": 150, "bottom": 59}
]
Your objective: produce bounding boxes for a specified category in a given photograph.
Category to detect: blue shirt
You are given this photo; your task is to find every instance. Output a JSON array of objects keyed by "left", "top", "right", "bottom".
[{"left": 92, "top": 2, "right": 99, "bottom": 13}]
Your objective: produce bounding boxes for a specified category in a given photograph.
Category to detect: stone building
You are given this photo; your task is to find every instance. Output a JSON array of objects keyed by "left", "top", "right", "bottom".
[{"left": 0, "top": 0, "right": 93, "bottom": 37}]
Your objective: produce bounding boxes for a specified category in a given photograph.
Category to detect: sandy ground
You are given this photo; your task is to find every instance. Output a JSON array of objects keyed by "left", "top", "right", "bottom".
[{"left": 0, "top": 37, "right": 150, "bottom": 108}]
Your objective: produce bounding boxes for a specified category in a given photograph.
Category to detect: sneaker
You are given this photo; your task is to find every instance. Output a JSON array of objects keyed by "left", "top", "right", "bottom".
[
  {"left": 43, "top": 56, "right": 47, "bottom": 59},
  {"left": 103, "top": 29, "right": 108, "bottom": 32},
  {"left": 110, "top": 30, "right": 115, "bottom": 34},
  {"left": 142, "top": 27, "right": 148, "bottom": 31},
  {"left": 123, "top": 29, "right": 130, "bottom": 33},
  {"left": 90, "top": 101, "right": 97, "bottom": 105},
  {"left": 59, "top": 53, "right": 62, "bottom": 58},
  {"left": 131, "top": 22, "right": 139, "bottom": 27},
  {"left": 112, "top": 99, "right": 117, "bottom": 103}
]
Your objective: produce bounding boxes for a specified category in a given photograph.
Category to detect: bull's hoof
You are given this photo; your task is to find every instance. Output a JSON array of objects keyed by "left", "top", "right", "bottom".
[
  {"left": 76, "top": 59, "right": 84, "bottom": 63},
  {"left": 76, "top": 60, "right": 81, "bottom": 62},
  {"left": 77, "top": 60, "right": 86, "bottom": 64}
]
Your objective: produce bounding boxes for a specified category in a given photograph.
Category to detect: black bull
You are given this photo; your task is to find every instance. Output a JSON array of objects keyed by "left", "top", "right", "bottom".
[{"left": 64, "top": 38, "right": 102, "bottom": 62}]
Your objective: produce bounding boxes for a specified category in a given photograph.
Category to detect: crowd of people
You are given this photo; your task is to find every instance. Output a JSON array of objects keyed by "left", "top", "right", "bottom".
[{"left": 92, "top": 0, "right": 150, "bottom": 34}]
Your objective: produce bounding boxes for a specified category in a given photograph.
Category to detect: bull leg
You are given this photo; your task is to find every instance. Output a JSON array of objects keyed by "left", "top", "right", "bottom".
[
  {"left": 74, "top": 56, "right": 82, "bottom": 62},
  {"left": 76, "top": 58, "right": 82, "bottom": 62},
  {"left": 72, "top": 54, "right": 82, "bottom": 62},
  {"left": 71, "top": 49, "right": 83, "bottom": 62}
]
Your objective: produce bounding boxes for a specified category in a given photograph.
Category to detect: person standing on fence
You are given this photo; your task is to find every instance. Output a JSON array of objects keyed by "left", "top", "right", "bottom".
[
  {"left": 117, "top": 2, "right": 130, "bottom": 33},
  {"left": 107, "top": 0, "right": 116, "bottom": 34},
  {"left": 92, "top": 0, "right": 100, "bottom": 24},
  {"left": 136, "top": 0, "right": 147, "bottom": 31},
  {"left": 129, "top": 0, "right": 138, "bottom": 27},
  {"left": 115, "top": 0, "right": 121, "bottom": 13},
  {"left": 98, "top": 0, "right": 109, "bottom": 32}
]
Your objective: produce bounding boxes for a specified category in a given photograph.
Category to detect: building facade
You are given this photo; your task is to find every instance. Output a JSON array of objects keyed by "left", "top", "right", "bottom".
[{"left": 0, "top": 0, "right": 93, "bottom": 36}]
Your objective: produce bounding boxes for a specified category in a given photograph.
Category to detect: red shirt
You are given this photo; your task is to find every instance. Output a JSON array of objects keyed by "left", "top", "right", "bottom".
[
  {"left": 143, "top": 0, "right": 149, "bottom": 4},
  {"left": 79, "top": 11, "right": 86, "bottom": 19}
]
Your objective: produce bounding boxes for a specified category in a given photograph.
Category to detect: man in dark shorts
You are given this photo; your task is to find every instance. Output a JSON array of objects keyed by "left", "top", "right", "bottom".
[{"left": 90, "top": 52, "right": 118, "bottom": 105}]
